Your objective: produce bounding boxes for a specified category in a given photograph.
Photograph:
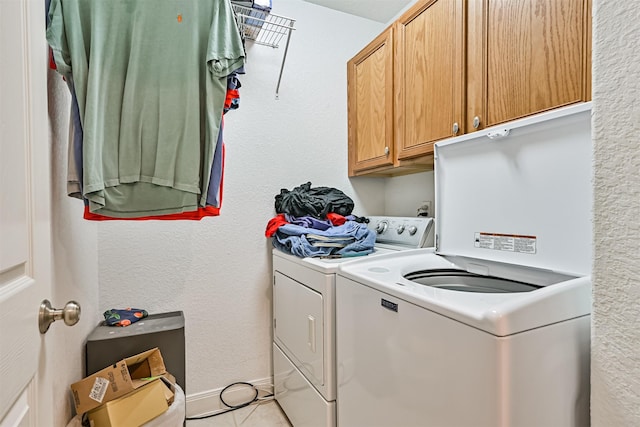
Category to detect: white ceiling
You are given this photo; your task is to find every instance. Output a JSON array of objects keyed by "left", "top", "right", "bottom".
[{"left": 301, "top": 0, "right": 413, "bottom": 23}]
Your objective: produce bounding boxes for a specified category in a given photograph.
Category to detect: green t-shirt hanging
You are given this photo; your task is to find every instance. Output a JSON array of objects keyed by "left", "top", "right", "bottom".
[{"left": 47, "top": 0, "right": 245, "bottom": 217}]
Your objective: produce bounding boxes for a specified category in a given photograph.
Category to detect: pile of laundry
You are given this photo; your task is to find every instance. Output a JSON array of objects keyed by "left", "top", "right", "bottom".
[{"left": 266, "top": 182, "right": 375, "bottom": 258}]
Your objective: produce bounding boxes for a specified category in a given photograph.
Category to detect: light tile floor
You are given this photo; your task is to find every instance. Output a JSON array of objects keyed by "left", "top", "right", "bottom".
[{"left": 186, "top": 400, "right": 292, "bottom": 427}]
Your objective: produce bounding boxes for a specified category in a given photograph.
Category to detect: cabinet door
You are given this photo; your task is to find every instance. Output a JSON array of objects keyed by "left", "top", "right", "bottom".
[
  {"left": 395, "top": 0, "right": 465, "bottom": 160},
  {"left": 467, "top": 0, "right": 592, "bottom": 131},
  {"left": 347, "top": 28, "right": 394, "bottom": 176}
]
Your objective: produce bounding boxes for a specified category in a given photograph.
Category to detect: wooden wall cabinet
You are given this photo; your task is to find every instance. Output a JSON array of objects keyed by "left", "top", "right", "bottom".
[
  {"left": 466, "top": 0, "right": 592, "bottom": 132},
  {"left": 395, "top": 0, "right": 465, "bottom": 163},
  {"left": 347, "top": 0, "right": 592, "bottom": 177},
  {"left": 347, "top": 28, "right": 395, "bottom": 176}
]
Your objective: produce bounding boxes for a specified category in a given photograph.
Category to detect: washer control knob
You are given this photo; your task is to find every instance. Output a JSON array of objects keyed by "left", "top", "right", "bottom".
[
  {"left": 396, "top": 225, "right": 405, "bottom": 234},
  {"left": 375, "top": 221, "right": 388, "bottom": 234},
  {"left": 407, "top": 225, "right": 418, "bottom": 236}
]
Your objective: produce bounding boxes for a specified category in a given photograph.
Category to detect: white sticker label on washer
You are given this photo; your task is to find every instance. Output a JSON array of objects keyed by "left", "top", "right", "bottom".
[
  {"left": 474, "top": 232, "right": 536, "bottom": 254},
  {"left": 89, "top": 377, "right": 110, "bottom": 403}
]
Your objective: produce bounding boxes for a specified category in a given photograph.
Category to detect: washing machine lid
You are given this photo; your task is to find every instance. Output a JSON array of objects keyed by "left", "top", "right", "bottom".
[{"left": 434, "top": 103, "right": 592, "bottom": 276}]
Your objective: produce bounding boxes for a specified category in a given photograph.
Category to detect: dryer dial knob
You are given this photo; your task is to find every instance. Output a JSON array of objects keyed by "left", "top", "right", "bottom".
[
  {"left": 375, "top": 221, "right": 388, "bottom": 234},
  {"left": 407, "top": 225, "right": 418, "bottom": 236},
  {"left": 396, "top": 225, "right": 405, "bottom": 234}
]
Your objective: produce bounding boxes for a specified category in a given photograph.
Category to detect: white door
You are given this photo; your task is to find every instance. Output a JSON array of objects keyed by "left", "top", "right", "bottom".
[{"left": 0, "top": 0, "right": 54, "bottom": 425}]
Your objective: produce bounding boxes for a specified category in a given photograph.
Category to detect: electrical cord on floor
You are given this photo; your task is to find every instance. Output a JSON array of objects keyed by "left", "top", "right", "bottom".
[
  {"left": 221, "top": 381, "right": 258, "bottom": 410},
  {"left": 185, "top": 381, "right": 275, "bottom": 422}
]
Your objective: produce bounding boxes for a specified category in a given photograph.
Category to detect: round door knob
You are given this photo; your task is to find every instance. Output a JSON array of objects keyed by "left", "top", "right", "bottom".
[
  {"left": 384, "top": 146, "right": 390, "bottom": 156},
  {"left": 452, "top": 122, "right": 459, "bottom": 135},
  {"left": 407, "top": 226, "right": 418, "bottom": 236},
  {"left": 39, "top": 299, "right": 81, "bottom": 334}
]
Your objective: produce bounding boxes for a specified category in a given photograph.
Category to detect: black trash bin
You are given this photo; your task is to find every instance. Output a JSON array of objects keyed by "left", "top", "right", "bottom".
[{"left": 85, "top": 311, "right": 186, "bottom": 393}]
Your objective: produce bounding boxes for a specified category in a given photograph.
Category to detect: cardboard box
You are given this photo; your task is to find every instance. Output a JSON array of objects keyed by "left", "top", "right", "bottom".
[
  {"left": 156, "top": 372, "right": 177, "bottom": 406},
  {"left": 71, "top": 348, "right": 167, "bottom": 414},
  {"left": 87, "top": 379, "right": 169, "bottom": 427}
]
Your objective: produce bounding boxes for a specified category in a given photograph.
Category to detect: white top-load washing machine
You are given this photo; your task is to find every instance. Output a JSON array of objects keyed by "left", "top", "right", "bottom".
[
  {"left": 336, "top": 103, "right": 592, "bottom": 427},
  {"left": 272, "top": 216, "right": 434, "bottom": 427}
]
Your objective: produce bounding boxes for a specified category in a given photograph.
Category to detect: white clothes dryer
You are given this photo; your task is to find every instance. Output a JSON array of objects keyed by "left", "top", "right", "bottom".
[
  {"left": 272, "top": 216, "right": 433, "bottom": 427},
  {"left": 336, "top": 104, "right": 592, "bottom": 427}
]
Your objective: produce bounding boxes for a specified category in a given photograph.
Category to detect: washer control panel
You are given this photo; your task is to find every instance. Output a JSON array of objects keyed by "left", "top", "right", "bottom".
[{"left": 367, "top": 216, "right": 434, "bottom": 248}]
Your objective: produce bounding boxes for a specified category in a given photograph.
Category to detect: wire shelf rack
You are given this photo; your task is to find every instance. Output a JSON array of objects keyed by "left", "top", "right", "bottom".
[{"left": 232, "top": 3, "right": 296, "bottom": 98}]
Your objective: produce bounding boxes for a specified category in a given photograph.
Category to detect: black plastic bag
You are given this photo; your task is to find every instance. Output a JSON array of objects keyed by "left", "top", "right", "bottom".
[{"left": 274, "top": 182, "right": 354, "bottom": 219}]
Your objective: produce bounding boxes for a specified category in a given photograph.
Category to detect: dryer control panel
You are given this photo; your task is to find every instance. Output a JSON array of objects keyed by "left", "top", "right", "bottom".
[{"left": 367, "top": 216, "right": 434, "bottom": 249}]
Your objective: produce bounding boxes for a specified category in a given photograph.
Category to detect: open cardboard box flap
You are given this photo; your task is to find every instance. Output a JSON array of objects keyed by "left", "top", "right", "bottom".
[
  {"left": 125, "top": 347, "right": 166, "bottom": 380},
  {"left": 70, "top": 347, "right": 168, "bottom": 414},
  {"left": 130, "top": 372, "right": 177, "bottom": 405}
]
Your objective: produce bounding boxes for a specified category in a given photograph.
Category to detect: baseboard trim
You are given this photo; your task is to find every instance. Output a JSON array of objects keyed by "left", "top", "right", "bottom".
[{"left": 186, "top": 377, "right": 274, "bottom": 418}]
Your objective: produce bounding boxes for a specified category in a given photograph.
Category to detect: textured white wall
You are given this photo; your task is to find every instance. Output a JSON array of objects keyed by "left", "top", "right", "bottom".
[
  {"left": 592, "top": 0, "right": 640, "bottom": 425},
  {"left": 47, "top": 70, "right": 100, "bottom": 427},
  {"left": 96, "top": 0, "right": 389, "bottom": 400},
  {"left": 385, "top": 171, "right": 435, "bottom": 217}
]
